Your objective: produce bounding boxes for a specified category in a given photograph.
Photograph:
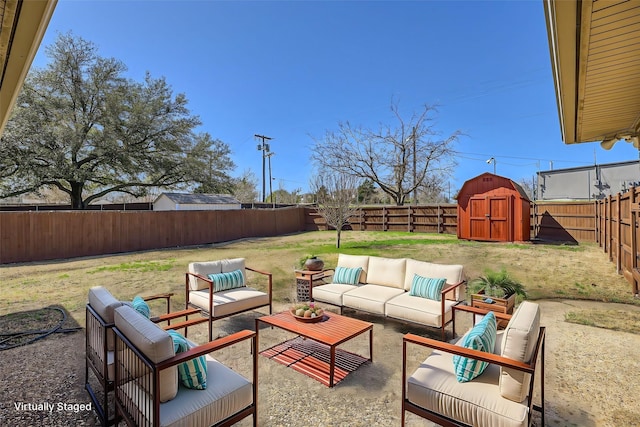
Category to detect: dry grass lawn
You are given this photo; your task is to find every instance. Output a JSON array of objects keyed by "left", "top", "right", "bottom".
[
  {"left": 1, "top": 230, "right": 639, "bottom": 426},
  {"left": 1, "top": 230, "right": 636, "bottom": 326}
]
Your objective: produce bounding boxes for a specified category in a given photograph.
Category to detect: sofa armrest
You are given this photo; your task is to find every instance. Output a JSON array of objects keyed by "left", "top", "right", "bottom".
[{"left": 441, "top": 280, "right": 465, "bottom": 301}]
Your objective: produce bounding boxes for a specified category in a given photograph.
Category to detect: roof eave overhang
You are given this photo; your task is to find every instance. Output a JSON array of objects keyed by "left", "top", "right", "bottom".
[
  {"left": 0, "top": 0, "right": 57, "bottom": 137},
  {"left": 544, "top": 0, "right": 580, "bottom": 144}
]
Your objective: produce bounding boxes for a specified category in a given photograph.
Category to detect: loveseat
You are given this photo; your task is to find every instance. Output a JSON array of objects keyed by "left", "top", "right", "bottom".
[
  {"left": 310, "top": 254, "right": 466, "bottom": 340},
  {"left": 402, "top": 301, "right": 545, "bottom": 427}
]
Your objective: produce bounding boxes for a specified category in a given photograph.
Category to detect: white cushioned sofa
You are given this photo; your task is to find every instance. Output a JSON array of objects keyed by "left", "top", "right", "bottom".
[
  {"left": 112, "top": 303, "right": 257, "bottom": 427},
  {"left": 310, "top": 254, "right": 466, "bottom": 340},
  {"left": 402, "top": 301, "right": 546, "bottom": 427}
]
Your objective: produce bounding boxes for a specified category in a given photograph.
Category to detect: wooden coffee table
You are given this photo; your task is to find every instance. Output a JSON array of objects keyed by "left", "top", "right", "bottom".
[{"left": 256, "top": 311, "right": 373, "bottom": 387}]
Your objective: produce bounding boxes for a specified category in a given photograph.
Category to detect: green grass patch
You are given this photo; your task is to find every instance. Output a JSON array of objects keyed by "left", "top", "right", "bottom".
[
  {"left": 87, "top": 259, "right": 176, "bottom": 274},
  {"left": 565, "top": 309, "right": 640, "bottom": 335}
]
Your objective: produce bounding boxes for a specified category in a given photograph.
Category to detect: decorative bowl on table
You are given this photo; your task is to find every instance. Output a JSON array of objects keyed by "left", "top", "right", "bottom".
[{"left": 290, "top": 303, "right": 325, "bottom": 323}]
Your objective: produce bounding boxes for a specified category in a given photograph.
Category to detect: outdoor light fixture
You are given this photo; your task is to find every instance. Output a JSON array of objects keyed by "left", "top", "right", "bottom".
[
  {"left": 600, "top": 134, "right": 640, "bottom": 150},
  {"left": 486, "top": 157, "right": 496, "bottom": 174}
]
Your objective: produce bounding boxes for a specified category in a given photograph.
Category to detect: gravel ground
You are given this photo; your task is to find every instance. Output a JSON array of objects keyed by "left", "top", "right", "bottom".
[{"left": 1, "top": 300, "right": 640, "bottom": 426}]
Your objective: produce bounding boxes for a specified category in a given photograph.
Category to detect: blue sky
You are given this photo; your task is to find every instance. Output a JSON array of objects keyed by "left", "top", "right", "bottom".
[{"left": 32, "top": 0, "right": 640, "bottom": 197}]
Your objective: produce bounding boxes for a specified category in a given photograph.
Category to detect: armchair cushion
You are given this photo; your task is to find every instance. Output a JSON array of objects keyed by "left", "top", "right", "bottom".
[
  {"left": 114, "top": 305, "right": 178, "bottom": 403},
  {"left": 188, "top": 259, "right": 247, "bottom": 291},
  {"left": 208, "top": 269, "right": 245, "bottom": 292},
  {"left": 453, "top": 311, "right": 497, "bottom": 382},
  {"left": 407, "top": 351, "right": 529, "bottom": 427},
  {"left": 409, "top": 275, "right": 446, "bottom": 301},
  {"left": 167, "top": 330, "right": 207, "bottom": 390},
  {"left": 88, "top": 286, "right": 124, "bottom": 351},
  {"left": 333, "top": 266, "right": 362, "bottom": 285},
  {"left": 500, "top": 301, "right": 540, "bottom": 402}
]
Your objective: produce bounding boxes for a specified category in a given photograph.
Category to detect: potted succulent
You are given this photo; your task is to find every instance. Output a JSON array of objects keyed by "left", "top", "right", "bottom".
[{"left": 467, "top": 268, "right": 527, "bottom": 315}]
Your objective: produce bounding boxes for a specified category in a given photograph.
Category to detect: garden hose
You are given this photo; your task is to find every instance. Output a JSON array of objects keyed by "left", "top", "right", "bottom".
[{"left": 0, "top": 307, "right": 81, "bottom": 351}]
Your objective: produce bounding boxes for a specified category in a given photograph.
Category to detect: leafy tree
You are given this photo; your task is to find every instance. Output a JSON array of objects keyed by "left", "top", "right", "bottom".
[
  {"left": 311, "top": 100, "right": 461, "bottom": 206},
  {"left": 312, "top": 172, "right": 361, "bottom": 248},
  {"left": 0, "top": 32, "right": 233, "bottom": 209},
  {"left": 357, "top": 179, "right": 376, "bottom": 204}
]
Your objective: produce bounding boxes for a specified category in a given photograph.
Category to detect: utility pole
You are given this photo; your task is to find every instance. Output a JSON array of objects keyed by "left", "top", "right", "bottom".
[
  {"left": 266, "top": 152, "right": 275, "bottom": 208},
  {"left": 255, "top": 134, "right": 272, "bottom": 203}
]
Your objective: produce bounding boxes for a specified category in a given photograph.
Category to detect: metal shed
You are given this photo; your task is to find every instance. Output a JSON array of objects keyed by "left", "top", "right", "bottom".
[
  {"left": 153, "top": 193, "right": 241, "bottom": 211},
  {"left": 456, "top": 173, "right": 531, "bottom": 242}
]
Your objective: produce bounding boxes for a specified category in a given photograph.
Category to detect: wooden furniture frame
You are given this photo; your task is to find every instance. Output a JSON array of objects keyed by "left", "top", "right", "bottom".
[
  {"left": 402, "top": 305, "right": 546, "bottom": 427},
  {"left": 114, "top": 327, "right": 258, "bottom": 427},
  {"left": 186, "top": 265, "right": 272, "bottom": 341},
  {"left": 256, "top": 311, "right": 372, "bottom": 387},
  {"left": 85, "top": 292, "right": 206, "bottom": 426}
]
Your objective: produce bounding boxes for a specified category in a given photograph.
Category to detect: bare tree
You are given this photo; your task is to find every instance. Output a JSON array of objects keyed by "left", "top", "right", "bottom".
[
  {"left": 312, "top": 172, "right": 361, "bottom": 248},
  {"left": 232, "top": 170, "right": 260, "bottom": 203},
  {"left": 311, "top": 100, "right": 461, "bottom": 206}
]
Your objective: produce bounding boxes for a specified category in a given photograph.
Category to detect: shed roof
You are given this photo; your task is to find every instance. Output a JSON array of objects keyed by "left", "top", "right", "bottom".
[
  {"left": 156, "top": 193, "right": 241, "bottom": 205},
  {"left": 457, "top": 173, "right": 530, "bottom": 202}
]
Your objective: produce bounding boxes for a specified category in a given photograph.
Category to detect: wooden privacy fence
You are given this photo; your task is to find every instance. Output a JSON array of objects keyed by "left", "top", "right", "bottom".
[
  {"left": 0, "top": 207, "right": 306, "bottom": 264},
  {"left": 595, "top": 188, "right": 640, "bottom": 295},
  {"left": 305, "top": 205, "right": 458, "bottom": 234}
]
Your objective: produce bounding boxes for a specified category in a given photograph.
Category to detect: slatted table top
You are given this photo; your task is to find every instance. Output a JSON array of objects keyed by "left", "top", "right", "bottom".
[{"left": 256, "top": 311, "right": 372, "bottom": 347}]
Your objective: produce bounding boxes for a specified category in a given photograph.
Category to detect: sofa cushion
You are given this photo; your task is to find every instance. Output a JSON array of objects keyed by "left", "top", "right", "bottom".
[
  {"left": 333, "top": 266, "right": 362, "bottom": 285},
  {"left": 342, "top": 284, "right": 405, "bottom": 315},
  {"left": 208, "top": 269, "right": 245, "bottom": 292},
  {"left": 132, "top": 295, "right": 151, "bottom": 318},
  {"left": 385, "top": 293, "right": 457, "bottom": 327},
  {"left": 500, "top": 301, "right": 540, "bottom": 402},
  {"left": 409, "top": 275, "right": 446, "bottom": 301},
  {"left": 189, "top": 286, "right": 269, "bottom": 318},
  {"left": 114, "top": 305, "right": 178, "bottom": 403},
  {"left": 188, "top": 259, "right": 247, "bottom": 291},
  {"left": 366, "top": 257, "right": 406, "bottom": 289},
  {"left": 403, "top": 259, "right": 465, "bottom": 292},
  {"left": 88, "top": 286, "right": 124, "bottom": 351},
  {"left": 407, "top": 350, "right": 529, "bottom": 427},
  {"left": 453, "top": 311, "right": 497, "bottom": 382},
  {"left": 311, "top": 283, "right": 358, "bottom": 306},
  {"left": 336, "top": 254, "right": 369, "bottom": 283},
  {"left": 167, "top": 330, "right": 207, "bottom": 390}
]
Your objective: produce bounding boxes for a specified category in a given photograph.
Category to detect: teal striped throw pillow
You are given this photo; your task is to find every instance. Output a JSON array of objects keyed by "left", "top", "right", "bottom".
[
  {"left": 208, "top": 269, "right": 245, "bottom": 292},
  {"left": 333, "top": 266, "right": 362, "bottom": 285},
  {"left": 452, "top": 311, "right": 497, "bottom": 382},
  {"left": 409, "top": 275, "right": 446, "bottom": 301},
  {"left": 167, "top": 330, "right": 207, "bottom": 390},
  {"left": 132, "top": 296, "right": 150, "bottom": 318}
]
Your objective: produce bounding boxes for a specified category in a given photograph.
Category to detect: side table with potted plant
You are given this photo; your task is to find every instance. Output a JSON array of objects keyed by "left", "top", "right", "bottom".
[
  {"left": 294, "top": 255, "right": 333, "bottom": 302},
  {"left": 467, "top": 267, "right": 527, "bottom": 328}
]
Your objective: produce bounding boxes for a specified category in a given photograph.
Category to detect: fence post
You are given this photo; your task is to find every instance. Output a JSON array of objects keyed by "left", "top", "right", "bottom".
[{"left": 437, "top": 204, "right": 441, "bottom": 234}]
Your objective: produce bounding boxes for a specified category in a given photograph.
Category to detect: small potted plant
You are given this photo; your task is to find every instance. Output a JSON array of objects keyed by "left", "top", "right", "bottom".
[
  {"left": 467, "top": 267, "right": 527, "bottom": 315},
  {"left": 300, "top": 254, "right": 324, "bottom": 271}
]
